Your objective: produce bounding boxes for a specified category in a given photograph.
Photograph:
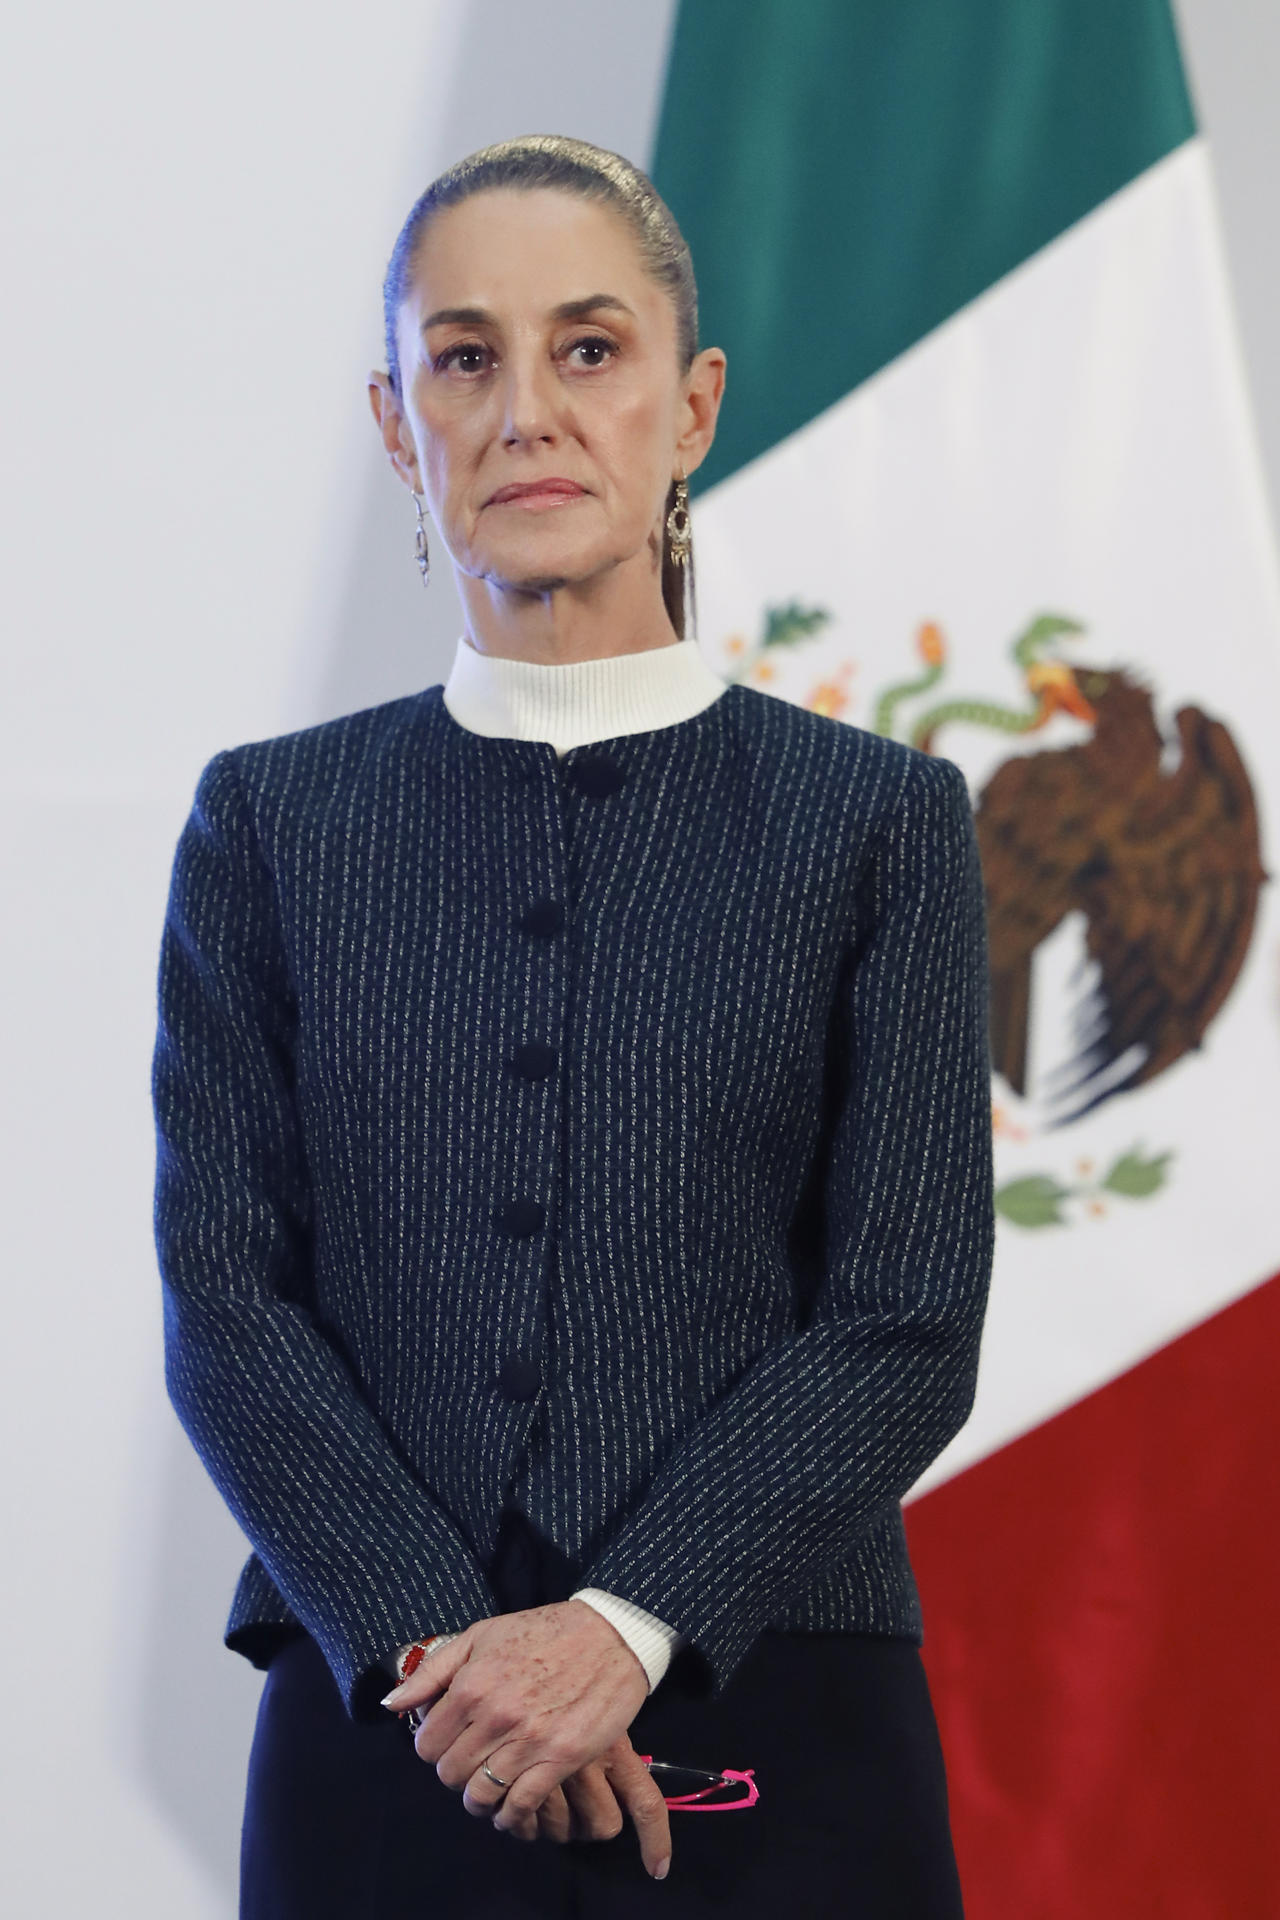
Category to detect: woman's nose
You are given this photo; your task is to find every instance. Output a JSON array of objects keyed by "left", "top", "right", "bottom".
[{"left": 500, "top": 352, "right": 562, "bottom": 446}]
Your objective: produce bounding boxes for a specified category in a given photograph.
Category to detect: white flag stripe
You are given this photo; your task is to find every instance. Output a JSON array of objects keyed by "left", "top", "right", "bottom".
[{"left": 693, "top": 137, "right": 1280, "bottom": 1491}]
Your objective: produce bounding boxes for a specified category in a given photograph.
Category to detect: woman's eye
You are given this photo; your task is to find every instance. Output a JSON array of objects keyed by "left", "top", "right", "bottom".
[
  {"left": 433, "top": 334, "right": 617, "bottom": 374},
  {"left": 566, "top": 335, "right": 616, "bottom": 368},
  {"left": 436, "top": 342, "right": 491, "bottom": 374}
]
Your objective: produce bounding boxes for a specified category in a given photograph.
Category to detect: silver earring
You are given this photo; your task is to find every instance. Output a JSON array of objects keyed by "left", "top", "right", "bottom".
[
  {"left": 412, "top": 491, "right": 430, "bottom": 586},
  {"left": 665, "top": 472, "right": 696, "bottom": 641},
  {"left": 665, "top": 474, "right": 692, "bottom": 566}
]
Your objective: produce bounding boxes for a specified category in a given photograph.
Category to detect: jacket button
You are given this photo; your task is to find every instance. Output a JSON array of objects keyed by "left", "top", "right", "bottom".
[
  {"left": 512, "top": 1040, "right": 557, "bottom": 1080},
  {"left": 497, "top": 1197, "right": 546, "bottom": 1236},
  {"left": 519, "top": 898, "right": 565, "bottom": 937},
  {"left": 566, "top": 752, "right": 626, "bottom": 797},
  {"left": 497, "top": 1351, "right": 542, "bottom": 1400}
]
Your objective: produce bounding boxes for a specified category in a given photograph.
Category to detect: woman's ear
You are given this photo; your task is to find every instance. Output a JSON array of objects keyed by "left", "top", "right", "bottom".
[
  {"left": 675, "top": 346, "right": 727, "bottom": 480},
  {"left": 368, "top": 371, "right": 423, "bottom": 492}
]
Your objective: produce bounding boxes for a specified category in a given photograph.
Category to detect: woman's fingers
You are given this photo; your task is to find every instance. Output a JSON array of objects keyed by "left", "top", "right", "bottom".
[
  {"left": 488, "top": 1760, "right": 572, "bottom": 1843},
  {"left": 472, "top": 1740, "right": 670, "bottom": 1878},
  {"left": 533, "top": 1783, "right": 574, "bottom": 1845},
  {"left": 560, "top": 1760, "right": 626, "bottom": 1842},
  {"left": 603, "top": 1743, "right": 673, "bottom": 1880},
  {"left": 505, "top": 1754, "right": 660, "bottom": 1868}
]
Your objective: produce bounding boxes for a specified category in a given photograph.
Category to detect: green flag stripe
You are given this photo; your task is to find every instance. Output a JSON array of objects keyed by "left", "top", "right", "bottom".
[{"left": 652, "top": 0, "right": 1196, "bottom": 495}]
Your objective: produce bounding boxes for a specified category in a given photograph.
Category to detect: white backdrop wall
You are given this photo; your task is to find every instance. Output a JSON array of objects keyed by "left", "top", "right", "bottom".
[
  {"left": 0, "top": 4, "right": 677, "bottom": 1912},
  {"left": 0, "top": 1, "right": 1273, "bottom": 1912}
]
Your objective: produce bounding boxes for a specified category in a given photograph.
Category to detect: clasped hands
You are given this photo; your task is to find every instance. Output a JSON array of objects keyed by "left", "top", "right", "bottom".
[{"left": 381, "top": 1597, "right": 674, "bottom": 1880}]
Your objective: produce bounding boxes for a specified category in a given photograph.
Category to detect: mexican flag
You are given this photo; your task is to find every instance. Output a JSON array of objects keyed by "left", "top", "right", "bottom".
[{"left": 650, "top": 2, "right": 1280, "bottom": 1910}]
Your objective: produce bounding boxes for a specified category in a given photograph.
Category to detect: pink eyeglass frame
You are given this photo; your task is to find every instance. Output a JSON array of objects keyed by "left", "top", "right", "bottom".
[
  {"left": 403, "top": 1706, "right": 758, "bottom": 1810},
  {"left": 639, "top": 1757, "right": 759, "bottom": 1810}
]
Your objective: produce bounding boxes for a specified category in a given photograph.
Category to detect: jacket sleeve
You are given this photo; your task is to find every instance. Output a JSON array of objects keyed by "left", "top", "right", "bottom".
[
  {"left": 152, "top": 749, "right": 496, "bottom": 1722},
  {"left": 574, "top": 752, "right": 995, "bottom": 1697}
]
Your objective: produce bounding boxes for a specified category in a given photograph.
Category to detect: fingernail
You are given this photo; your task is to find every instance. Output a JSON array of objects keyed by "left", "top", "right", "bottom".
[
  {"left": 654, "top": 1857, "right": 670, "bottom": 1880},
  {"left": 380, "top": 1688, "right": 405, "bottom": 1707}
]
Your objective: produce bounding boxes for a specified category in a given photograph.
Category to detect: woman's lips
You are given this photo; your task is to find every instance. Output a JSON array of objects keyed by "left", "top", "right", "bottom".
[{"left": 486, "top": 479, "right": 586, "bottom": 509}]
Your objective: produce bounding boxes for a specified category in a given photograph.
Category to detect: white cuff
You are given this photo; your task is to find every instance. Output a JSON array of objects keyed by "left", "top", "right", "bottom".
[{"left": 569, "top": 1588, "right": 688, "bottom": 1694}]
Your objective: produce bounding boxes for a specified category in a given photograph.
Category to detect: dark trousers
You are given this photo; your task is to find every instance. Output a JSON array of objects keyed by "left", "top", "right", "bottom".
[{"left": 240, "top": 1507, "right": 965, "bottom": 1917}]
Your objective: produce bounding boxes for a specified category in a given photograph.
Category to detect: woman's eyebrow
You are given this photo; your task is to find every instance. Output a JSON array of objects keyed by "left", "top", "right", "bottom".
[{"left": 420, "top": 293, "right": 635, "bottom": 335}]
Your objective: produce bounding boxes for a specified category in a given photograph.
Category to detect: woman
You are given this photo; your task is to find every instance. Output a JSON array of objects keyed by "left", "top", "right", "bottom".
[{"left": 152, "top": 134, "right": 994, "bottom": 1918}]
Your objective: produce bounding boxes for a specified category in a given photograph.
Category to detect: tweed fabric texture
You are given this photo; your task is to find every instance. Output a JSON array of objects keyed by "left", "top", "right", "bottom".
[{"left": 151, "top": 679, "right": 995, "bottom": 1723}]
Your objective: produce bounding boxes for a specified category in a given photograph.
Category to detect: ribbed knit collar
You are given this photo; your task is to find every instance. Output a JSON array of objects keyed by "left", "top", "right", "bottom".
[{"left": 442, "top": 630, "right": 729, "bottom": 757}]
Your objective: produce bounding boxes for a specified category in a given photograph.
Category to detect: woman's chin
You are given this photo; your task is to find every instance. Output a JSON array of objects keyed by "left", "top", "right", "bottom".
[{"left": 477, "top": 541, "right": 619, "bottom": 596}]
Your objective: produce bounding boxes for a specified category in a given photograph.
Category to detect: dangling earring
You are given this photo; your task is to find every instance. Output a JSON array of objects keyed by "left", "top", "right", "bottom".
[
  {"left": 664, "top": 471, "right": 697, "bottom": 641},
  {"left": 665, "top": 473, "right": 692, "bottom": 566},
  {"left": 412, "top": 490, "right": 430, "bottom": 587}
]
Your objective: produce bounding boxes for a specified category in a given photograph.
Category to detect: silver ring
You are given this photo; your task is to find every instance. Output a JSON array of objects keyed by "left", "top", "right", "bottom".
[{"left": 482, "top": 1758, "right": 511, "bottom": 1790}]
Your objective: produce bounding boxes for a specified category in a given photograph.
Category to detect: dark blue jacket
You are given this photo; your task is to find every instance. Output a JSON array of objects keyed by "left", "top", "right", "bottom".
[{"left": 151, "top": 679, "right": 994, "bottom": 1722}]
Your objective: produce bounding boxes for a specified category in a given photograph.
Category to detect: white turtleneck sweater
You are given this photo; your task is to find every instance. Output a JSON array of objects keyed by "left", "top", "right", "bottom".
[{"left": 387, "top": 630, "right": 731, "bottom": 1697}]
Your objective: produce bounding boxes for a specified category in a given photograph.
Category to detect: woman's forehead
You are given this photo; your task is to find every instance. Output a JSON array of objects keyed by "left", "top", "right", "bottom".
[{"left": 409, "top": 187, "right": 665, "bottom": 321}]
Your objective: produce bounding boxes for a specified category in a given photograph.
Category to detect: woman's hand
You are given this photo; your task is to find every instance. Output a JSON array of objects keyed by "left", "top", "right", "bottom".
[
  {"left": 382, "top": 1599, "right": 672, "bottom": 1877},
  {"left": 531, "top": 1738, "right": 671, "bottom": 1865}
]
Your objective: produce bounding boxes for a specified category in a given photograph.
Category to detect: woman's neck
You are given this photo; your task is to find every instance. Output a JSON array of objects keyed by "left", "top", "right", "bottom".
[{"left": 455, "top": 546, "right": 678, "bottom": 666}]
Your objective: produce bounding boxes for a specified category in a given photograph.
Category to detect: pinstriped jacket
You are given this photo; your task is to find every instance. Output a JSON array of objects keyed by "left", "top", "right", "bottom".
[{"left": 151, "top": 678, "right": 995, "bottom": 1724}]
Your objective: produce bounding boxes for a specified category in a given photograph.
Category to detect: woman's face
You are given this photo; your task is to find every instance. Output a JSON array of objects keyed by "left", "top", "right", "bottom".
[{"left": 371, "top": 187, "right": 724, "bottom": 597}]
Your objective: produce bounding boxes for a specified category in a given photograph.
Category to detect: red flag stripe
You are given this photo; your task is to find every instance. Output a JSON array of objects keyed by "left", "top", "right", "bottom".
[{"left": 906, "top": 1267, "right": 1280, "bottom": 1917}]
